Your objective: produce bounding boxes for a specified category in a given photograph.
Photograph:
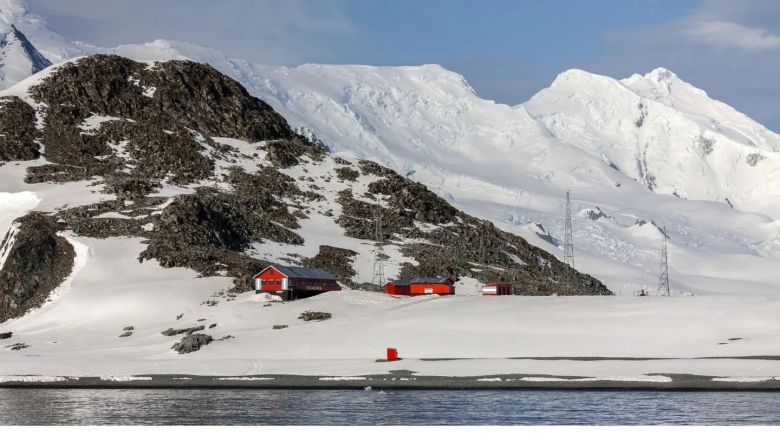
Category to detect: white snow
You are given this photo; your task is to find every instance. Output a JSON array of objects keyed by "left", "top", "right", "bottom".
[
  {"left": 318, "top": 376, "right": 367, "bottom": 381},
  {"left": 215, "top": 377, "right": 274, "bottom": 381},
  {"left": 0, "top": 375, "right": 68, "bottom": 383},
  {"left": 99, "top": 376, "right": 153, "bottom": 382},
  {"left": 711, "top": 376, "right": 776, "bottom": 383}
]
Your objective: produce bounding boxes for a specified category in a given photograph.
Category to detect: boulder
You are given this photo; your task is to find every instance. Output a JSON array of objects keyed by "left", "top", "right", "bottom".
[
  {"left": 161, "top": 326, "right": 204, "bottom": 336},
  {"left": 171, "top": 333, "right": 213, "bottom": 354}
]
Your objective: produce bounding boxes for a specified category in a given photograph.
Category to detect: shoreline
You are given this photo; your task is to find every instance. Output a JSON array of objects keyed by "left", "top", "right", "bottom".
[{"left": 2, "top": 372, "right": 780, "bottom": 391}]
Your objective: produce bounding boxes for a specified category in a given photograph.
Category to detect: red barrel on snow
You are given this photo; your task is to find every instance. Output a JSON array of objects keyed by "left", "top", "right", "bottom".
[{"left": 386, "top": 347, "right": 398, "bottom": 361}]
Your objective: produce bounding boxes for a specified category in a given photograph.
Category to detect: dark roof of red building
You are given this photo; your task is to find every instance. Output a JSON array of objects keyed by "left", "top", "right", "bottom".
[
  {"left": 410, "top": 277, "right": 453, "bottom": 284},
  {"left": 258, "top": 265, "right": 337, "bottom": 280},
  {"left": 387, "top": 280, "right": 411, "bottom": 286}
]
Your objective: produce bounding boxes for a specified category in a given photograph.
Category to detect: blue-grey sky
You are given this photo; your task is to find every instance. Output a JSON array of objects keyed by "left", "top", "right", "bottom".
[{"left": 27, "top": 0, "right": 780, "bottom": 130}]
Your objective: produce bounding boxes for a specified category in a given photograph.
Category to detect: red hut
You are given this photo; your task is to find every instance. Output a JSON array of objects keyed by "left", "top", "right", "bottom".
[
  {"left": 482, "top": 282, "right": 513, "bottom": 296},
  {"left": 254, "top": 265, "right": 341, "bottom": 300},
  {"left": 384, "top": 280, "right": 411, "bottom": 295},
  {"left": 409, "top": 277, "right": 455, "bottom": 295}
]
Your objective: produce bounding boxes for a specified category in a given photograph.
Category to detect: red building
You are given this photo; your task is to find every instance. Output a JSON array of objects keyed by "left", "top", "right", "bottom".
[
  {"left": 409, "top": 277, "right": 455, "bottom": 295},
  {"left": 384, "top": 280, "right": 411, "bottom": 295},
  {"left": 482, "top": 282, "right": 513, "bottom": 296},
  {"left": 254, "top": 265, "right": 341, "bottom": 300}
]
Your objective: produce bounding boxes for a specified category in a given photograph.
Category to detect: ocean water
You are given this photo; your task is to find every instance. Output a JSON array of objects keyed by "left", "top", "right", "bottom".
[{"left": 1, "top": 388, "right": 779, "bottom": 425}]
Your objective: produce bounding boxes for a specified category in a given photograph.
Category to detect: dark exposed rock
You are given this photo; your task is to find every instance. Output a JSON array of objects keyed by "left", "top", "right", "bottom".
[
  {"left": 368, "top": 173, "right": 458, "bottom": 225},
  {"left": 0, "top": 213, "right": 76, "bottom": 322},
  {"left": 99, "top": 121, "right": 214, "bottom": 185},
  {"left": 358, "top": 160, "right": 395, "bottom": 177},
  {"left": 208, "top": 323, "right": 217, "bottom": 329},
  {"left": 104, "top": 175, "right": 161, "bottom": 199},
  {"left": 272, "top": 325, "right": 288, "bottom": 330},
  {"left": 31, "top": 55, "right": 295, "bottom": 142},
  {"left": 25, "top": 55, "right": 296, "bottom": 186},
  {"left": 119, "top": 331, "right": 132, "bottom": 338},
  {"left": 298, "top": 311, "right": 332, "bottom": 321},
  {"left": 161, "top": 326, "right": 204, "bottom": 336},
  {"left": 335, "top": 166, "right": 359, "bottom": 182},
  {"left": 0, "top": 97, "right": 39, "bottom": 161},
  {"left": 8, "top": 342, "right": 29, "bottom": 351},
  {"left": 265, "top": 137, "right": 325, "bottom": 168},
  {"left": 123, "top": 326, "right": 134, "bottom": 331},
  {"left": 0, "top": 332, "right": 12, "bottom": 340},
  {"left": 746, "top": 153, "right": 764, "bottom": 167},
  {"left": 305, "top": 245, "right": 358, "bottom": 285},
  {"left": 171, "top": 333, "right": 212, "bottom": 354}
]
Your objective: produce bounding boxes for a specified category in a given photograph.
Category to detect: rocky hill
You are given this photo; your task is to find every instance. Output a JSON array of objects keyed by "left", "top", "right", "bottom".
[{"left": 0, "top": 55, "right": 610, "bottom": 322}]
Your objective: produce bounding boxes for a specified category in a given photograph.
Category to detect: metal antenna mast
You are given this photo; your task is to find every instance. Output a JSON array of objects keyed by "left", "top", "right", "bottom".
[
  {"left": 563, "top": 191, "right": 574, "bottom": 267},
  {"left": 372, "top": 199, "right": 386, "bottom": 288},
  {"left": 657, "top": 227, "right": 670, "bottom": 296}
]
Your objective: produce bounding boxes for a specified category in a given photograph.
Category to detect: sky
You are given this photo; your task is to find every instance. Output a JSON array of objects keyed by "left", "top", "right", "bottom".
[{"left": 24, "top": 0, "right": 780, "bottom": 130}]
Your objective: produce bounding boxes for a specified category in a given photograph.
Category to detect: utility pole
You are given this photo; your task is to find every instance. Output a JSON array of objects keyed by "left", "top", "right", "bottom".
[
  {"left": 563, "top": 191, "right": 574, "bottom": 267},
  {"left": 657, "top": 226, "right": 670, "bottom": 296},
  {"left": 372, "top": 199, "right": 386, "bottom": 288}
]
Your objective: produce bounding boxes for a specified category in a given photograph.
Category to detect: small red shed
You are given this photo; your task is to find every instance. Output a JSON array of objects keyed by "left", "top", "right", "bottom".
[
  {"left": 254, "top": 265, "right": 341, "bottom": 300},
  {"left": 384, "top": 280, "right": 411, "bottom": 295},
  {"left": 409, "top": 277, "right": 455, "bottom": 295},
  {"left": 482, "top": 282, "right": 513, "bottom": 296}
]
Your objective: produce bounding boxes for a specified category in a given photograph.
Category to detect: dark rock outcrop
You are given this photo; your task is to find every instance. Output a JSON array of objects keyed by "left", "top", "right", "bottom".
[
  {"left": 161, "top": 326, "right": 205, "bottom": 336},
  {"left": 305, "top": 245, "right": 358, "bottom": 285},
  {"left": 172, "top": 333, "right": 213, "bottom": 354},
  {"left": 0, "top": 332, "right": 12, "bottom": 340},
  {"left": 0, "top": 214, "right": 75, "bottom": 322},
  {"left": 0, "top": 97, "right": 39, "bottom": 161},
  {"left": 298, "top": 311, "right": 332, "bottom": 321}
]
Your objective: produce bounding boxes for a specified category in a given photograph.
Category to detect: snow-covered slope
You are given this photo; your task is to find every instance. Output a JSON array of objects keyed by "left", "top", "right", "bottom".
[{"left": 525, "top": 68, "right": 780, "bottom": 216}]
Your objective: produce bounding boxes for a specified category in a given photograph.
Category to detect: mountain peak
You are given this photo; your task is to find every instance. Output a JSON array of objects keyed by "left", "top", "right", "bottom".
[
  {"left": 548, "top": 69, "right": 622, "bottom": 91},
  {"left": 0, "top": 18, "right": 52, "bottom": 88},
  {"left": 646, "top": 67, "right": 678, "bottom": 82}
]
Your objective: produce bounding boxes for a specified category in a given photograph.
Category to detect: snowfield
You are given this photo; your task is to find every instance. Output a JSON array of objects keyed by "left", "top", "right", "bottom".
[{"left": 2, "top": 275, "right": 780, "bottom": 379}]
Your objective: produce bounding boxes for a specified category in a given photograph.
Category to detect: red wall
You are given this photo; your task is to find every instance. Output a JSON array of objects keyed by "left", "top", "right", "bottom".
[
  {"left": 409, "top": 283, "right": 453, "bottom": 295},
  {"left": 256, "top": 268, "right": 286, "bottom": 292},
  {"left": 385, "top": 283, "right": 411, "bottom": 295}
]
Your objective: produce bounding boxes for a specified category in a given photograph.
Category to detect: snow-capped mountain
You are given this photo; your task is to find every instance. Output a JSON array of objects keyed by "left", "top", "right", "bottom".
[
  {"left": 525, "top": 68, "right": 780, "bottom": 216},
  {"left": 0, "top": 8, "right": 51, "bottom": 88},
  {"left": 3, "top": 2, "right": 780, "bottom": 298}
]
